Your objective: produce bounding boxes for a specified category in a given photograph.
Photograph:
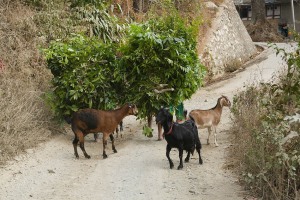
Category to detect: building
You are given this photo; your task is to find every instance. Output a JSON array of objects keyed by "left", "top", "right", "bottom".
[{"left": 234, "top": 0, "right": 300, "bottom": 35}]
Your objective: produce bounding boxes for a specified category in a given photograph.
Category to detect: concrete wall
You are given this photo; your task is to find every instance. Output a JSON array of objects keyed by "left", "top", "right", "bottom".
[
  {"left": 281, "top": 2, "right": 300, "bottom": 33},
  {"left": 200, "top": 0, "right": 257, "bottom": 78}
]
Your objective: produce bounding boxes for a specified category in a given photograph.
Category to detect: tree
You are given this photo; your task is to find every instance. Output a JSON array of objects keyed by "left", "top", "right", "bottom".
[{"left": 251, "top": 0, "right": 266, "bottom": 25}]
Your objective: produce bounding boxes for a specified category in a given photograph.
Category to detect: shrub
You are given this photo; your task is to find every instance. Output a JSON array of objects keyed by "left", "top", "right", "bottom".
[
  {"left": 44, "top": 34, "right": 121, "bottom": 118},
  {"left": 230, "top": 35, "right": 300, "bottom": 199}
]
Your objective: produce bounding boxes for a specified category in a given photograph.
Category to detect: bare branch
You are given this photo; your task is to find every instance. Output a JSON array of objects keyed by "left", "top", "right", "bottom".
[{"left": 153, "top": 88, "right": 174, "bottom": 94}]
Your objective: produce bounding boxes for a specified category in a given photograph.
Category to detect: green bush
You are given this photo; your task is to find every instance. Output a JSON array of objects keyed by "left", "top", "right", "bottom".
[{"left": 44, "top": 34, "right": 120, "bottom": 118}]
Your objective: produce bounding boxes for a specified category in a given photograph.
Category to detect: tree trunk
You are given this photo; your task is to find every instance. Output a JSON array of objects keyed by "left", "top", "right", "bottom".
[
  {"left": 133, "top": 0, "right": 150, "bottom": 12},
  {"left": 251, "top": 0, "right": 266, "bottom": 25},
  {"left": 133, "top": 0, "right": 142, "bottom": 12},
  {"left": 174, "top": 0, "right": 180, "bottom": 9}
]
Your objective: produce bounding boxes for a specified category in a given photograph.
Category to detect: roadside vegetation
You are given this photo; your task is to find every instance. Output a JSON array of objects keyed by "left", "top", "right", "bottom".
[{"left": 229, "top": 37, "right": 300, "bottom": 199}]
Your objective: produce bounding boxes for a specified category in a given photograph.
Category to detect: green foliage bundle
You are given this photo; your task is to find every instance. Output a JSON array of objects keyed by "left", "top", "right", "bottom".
[
  {"left": 230, "top": 37, "right": 300, "bottom": 199},
  {"left": 119, "top": 16, "right": 205, "bottom": 119},
  {"left": 44, "top": 34, "right": 120, "bottom": 118}
]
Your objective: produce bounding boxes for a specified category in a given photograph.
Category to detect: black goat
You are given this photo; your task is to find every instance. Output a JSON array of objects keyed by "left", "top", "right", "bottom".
[{"left": 155, "top": 107, "right": 203, "bottom": 169}]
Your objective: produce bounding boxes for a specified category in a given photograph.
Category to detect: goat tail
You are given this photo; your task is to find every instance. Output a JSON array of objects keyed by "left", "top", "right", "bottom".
[
  {"left": 195, "top": 130, "right": 202, "bottom": 150},
  {"left": 64, "top": 115, "right": 72, "bottom": 124},
  {"left": 184, "top": 109, "right": 188, "bottom": 120},
  {"left": 188, "top": 115, "right": 199, "bottom": 132},
  {"left": 188, "top": 114, "right": 195, "bottom": 122}
]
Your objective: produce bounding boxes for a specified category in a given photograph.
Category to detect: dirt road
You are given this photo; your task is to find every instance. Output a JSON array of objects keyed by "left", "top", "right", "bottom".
[{"left": 0, "top": 43, "right": 292, "bottom": 200}]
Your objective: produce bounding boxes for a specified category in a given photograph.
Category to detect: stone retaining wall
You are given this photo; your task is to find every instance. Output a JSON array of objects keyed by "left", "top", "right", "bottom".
[{"left": 200, "top": 0, "right": 257, "bottom": 78}]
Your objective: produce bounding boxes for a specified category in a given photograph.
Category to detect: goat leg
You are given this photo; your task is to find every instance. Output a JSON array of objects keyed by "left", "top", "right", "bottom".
[
  {"left": 79, "top": 142, "right": 91, "bottom": 159},
  {"left": 196, "top": 148, "right": 203, "bottom": 165},
  {"left": 115, "top": 127, "right": 119, "bottom": 138},
  {"left": 177, "top": 148, "right": 183, "bottom": 170},
  {"left": 166, "top": 144, "right": 174, "bottom": 169},
  {"left": 184, "top": 151, "right": 190, "bottom": 163},
  {"left": 120, "top": 121, "right": 123, "bottom": 132},
  {"left": 72, "top": 137, "right": 79, "bottom": 159},
  {"left": 102, "top": 135, "right": 108, "bottom": 159},
  {"left": 94, "top": 133, "right": 99, "bottom": 142},
  {"left": 109, "top": 134, "right": 117, "bottom": 153},
  {"left": 78, "top": 132, "right": 90, "bottom": 159},
  {"left": 213, "top": 127, "right": 219, "bottom": 147},
  {"left": 207, "top": 127, "right": 212, "bottom": 145}
]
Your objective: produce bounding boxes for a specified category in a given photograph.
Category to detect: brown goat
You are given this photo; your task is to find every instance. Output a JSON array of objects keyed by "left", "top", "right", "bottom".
[
  {"left": 189, "top": 96, "right": 231, "bottom": 147},
  {"left": 93, "top": 120, "right": 123, "bottom": 141},
  {"left": 71, "top": 103, "right": 138, "bottom": 159}
]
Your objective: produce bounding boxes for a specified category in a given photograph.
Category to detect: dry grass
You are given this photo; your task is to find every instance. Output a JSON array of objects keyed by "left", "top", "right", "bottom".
[
  {"left": 246, "top": 20, "right": 284, "bottom": 42},
  {"left": 0, "top": 74, "right": 54, "bottom": 165},
  {"left": 0, "top": 0, "right": 60, "bottom": 165},
  {"left": 228, "top": 70, "right": 300, "bottom": 199}
]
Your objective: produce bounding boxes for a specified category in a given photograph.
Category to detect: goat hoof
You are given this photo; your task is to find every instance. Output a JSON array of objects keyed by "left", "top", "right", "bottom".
[
  {"left": 113, "top": 149, "right": 118, "bottom": 153},
  {"left": 170, "top": 163, "right": 174, "bottom": 169},
  {"left": 103, "top": 154, "right": 108, "bottom": 159},
  {"left": 184, "top": 159, "right": 189, "bottom": 163},
  {"left": 85, "top": 155, "right": 91, "bottom": 159},
  {"left": 177, "top": 165, "right": 183, "bottom": 170},
  {"left": 199, "top": 159, "right": 203, "bottom": 165},
  {"left": 215, "top": 144, "right": 219, "bottom": 147}
]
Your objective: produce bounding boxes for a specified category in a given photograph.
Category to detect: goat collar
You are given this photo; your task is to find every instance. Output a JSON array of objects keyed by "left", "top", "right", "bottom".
[{"left": 164, "top": 122, "right": 174, "bottom": 136}]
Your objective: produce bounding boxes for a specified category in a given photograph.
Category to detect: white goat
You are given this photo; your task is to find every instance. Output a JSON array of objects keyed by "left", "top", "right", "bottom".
[{"left": 189, "top": 95, "right": 231, "bottom": 147}]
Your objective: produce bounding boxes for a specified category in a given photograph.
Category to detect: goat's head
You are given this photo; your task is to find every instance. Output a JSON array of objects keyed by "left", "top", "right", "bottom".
[
  {"left": 155, "top": 107, "right": 173, "bottom": 125},
  {"left": 220, "top": 95, "right": 231, "bottom": 108},
  {"left": 127, "top": 103, "right": 138, "bottom": 115}
]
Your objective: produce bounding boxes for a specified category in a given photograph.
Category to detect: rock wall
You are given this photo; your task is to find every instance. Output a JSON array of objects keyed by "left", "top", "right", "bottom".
[{"left": 200, "top": 0, "right": 257, "bottom": 78}]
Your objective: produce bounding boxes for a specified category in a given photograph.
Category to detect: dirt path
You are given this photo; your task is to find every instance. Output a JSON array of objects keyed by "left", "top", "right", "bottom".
[{"left": 0, "top": 43, "right": 292, "bottom": 200}]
